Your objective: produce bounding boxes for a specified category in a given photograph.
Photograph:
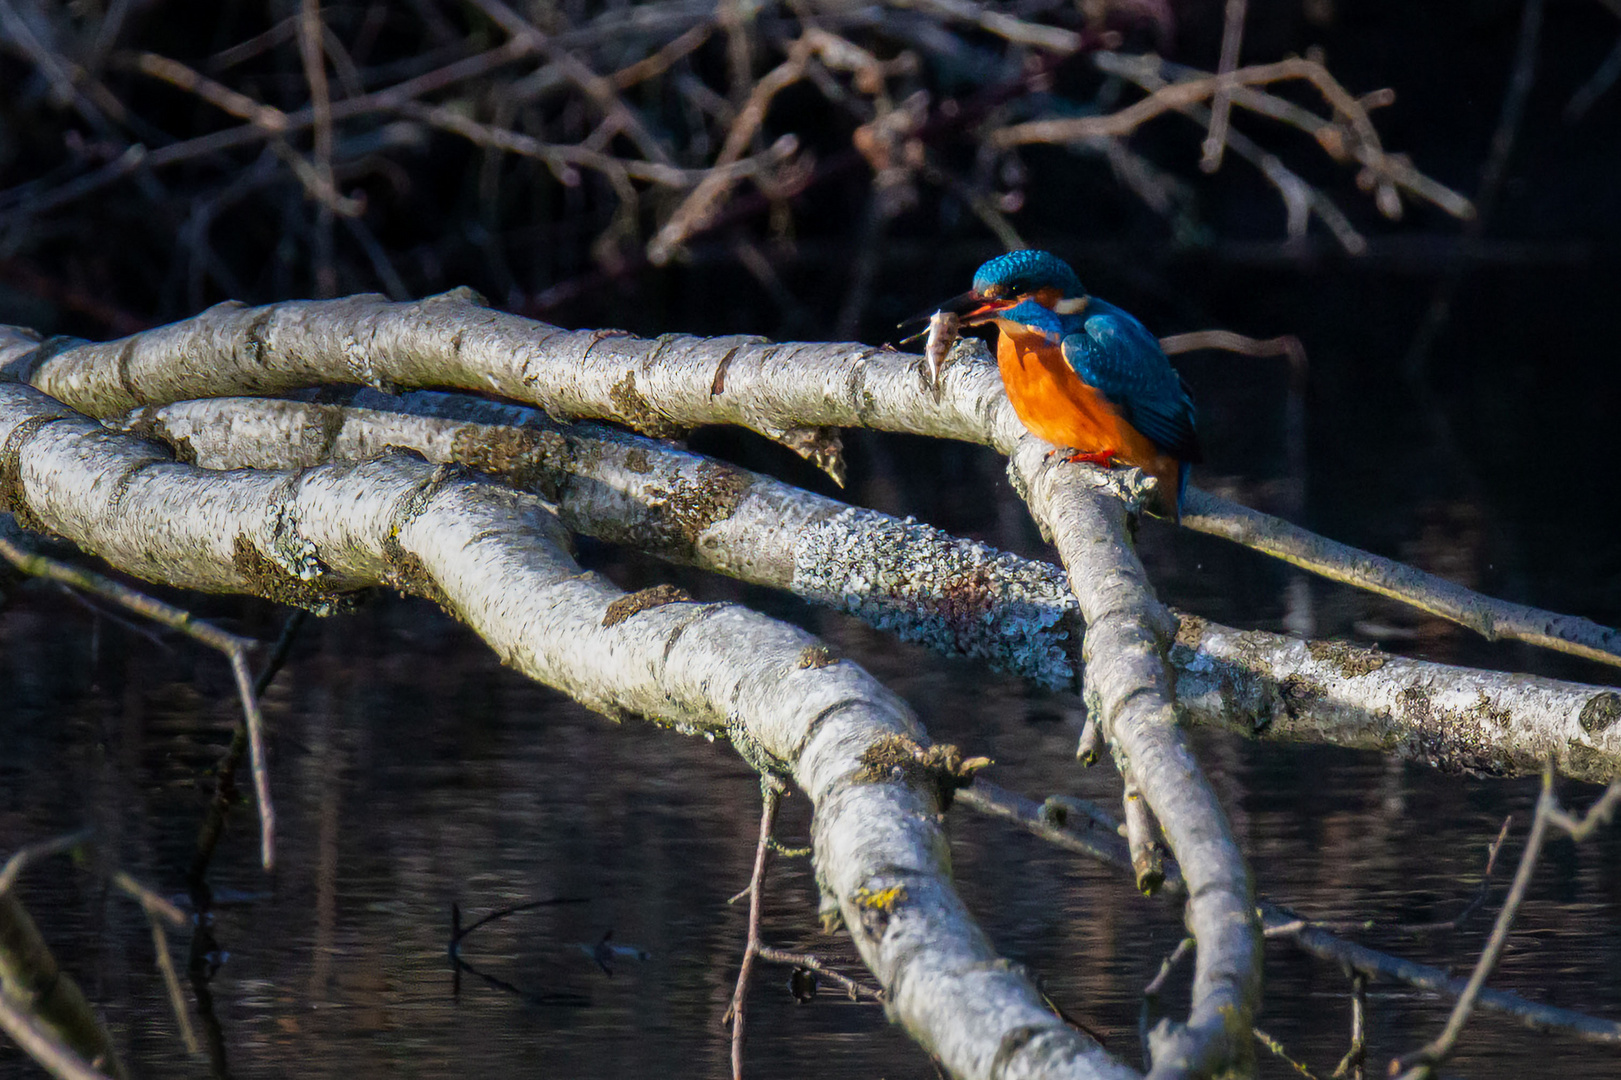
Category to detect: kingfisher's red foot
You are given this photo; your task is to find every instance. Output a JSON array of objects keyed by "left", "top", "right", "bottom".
[{"left": 1057, "top": 447, "right": 1120, "bottom": 468}]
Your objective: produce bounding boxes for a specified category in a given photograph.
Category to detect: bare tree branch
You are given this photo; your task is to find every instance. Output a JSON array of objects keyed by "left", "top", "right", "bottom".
[
  {"left": 127, "top": 392, "right": 1621, "bottom": 782},
  {"left": 0, "top": 378, "right": 1138, "bottom": 1080}
]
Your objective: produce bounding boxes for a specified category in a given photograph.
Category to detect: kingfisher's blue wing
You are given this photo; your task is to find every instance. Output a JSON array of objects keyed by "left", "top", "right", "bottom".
[{"left": 1059, "top": 301, "right": 1201, "bottom": 463}]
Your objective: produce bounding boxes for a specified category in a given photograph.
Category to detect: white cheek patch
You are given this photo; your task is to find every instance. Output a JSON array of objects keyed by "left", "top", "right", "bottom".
[{"left": 1053, "top": 296, "right": 1090, "bottom": 316}]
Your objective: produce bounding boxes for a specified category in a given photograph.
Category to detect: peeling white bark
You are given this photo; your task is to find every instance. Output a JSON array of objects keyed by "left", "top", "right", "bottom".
[
  {"left": 1175, "top": 618, "right": 1621, "bottom": 783},
  {"left": 7, "top": 302, "right": 1265, "bottom": 1076},
  {"left": 13, "top": 294, "right": 1616, "bottom": 673},
  {"left": 0, "top": 380, "right": 1137, "bottom": 1080},
  {"left": 131, "top": 394, "right": 1621, "bottom": 783},
  {"left": 1009, "top": 442, "right": 1259, "bottom": 1080},
  {"left": 132, "top": 393, "right": 1081, "bottom": 690}
]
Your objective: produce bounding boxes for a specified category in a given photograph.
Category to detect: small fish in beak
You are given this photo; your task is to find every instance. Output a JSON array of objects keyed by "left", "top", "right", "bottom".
[
  {"left": 922, "top": 310, "right": 960, "bottom": 398},
  {"left": 896, "top": 290, "right": 1015, "bottom": 396}
]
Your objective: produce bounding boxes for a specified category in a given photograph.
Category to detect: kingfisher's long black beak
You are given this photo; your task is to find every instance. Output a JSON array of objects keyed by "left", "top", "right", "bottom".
[{"left": 896, "top": 291, "right": 1012, "bottom": 345}]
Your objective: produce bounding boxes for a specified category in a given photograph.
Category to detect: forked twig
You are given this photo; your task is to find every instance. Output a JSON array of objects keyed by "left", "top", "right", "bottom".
[
  {"left": 723, "top": 779, "right": 785, "bottom": 1080},
  {"left": 754, "top": 946, "right": 884, "bottom": 1003}
]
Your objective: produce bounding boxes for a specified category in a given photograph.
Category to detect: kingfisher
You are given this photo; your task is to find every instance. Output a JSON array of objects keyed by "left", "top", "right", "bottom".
[{"left": 924, "top": 250, "right": 1200, "bottom": 521}]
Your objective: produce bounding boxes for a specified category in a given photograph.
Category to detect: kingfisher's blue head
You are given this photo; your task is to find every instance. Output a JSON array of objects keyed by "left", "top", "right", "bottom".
[
  {"left": 899, "top": 250, "right": 1090, "bottom": 342},
  {"left": 922, "top": 250, "right": 1089, "bottom": 330},
  {"left": 971, "top": 250, "right": 1085, "bottom": 304}
]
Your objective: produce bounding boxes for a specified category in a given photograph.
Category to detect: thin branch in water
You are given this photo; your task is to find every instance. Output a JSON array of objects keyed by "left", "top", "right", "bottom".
[
  {"left": 0, "top": 995, "right": 118, "bottom": 1080},
  {"left": 755, "top": 946, "right": 884, "bottom": 1002},
  {"left": 1392, "top": 815, "right": 1511, "bottom": 935},
  {"left": 1390, "top": 767, "right": 1621, "bottom": 1079},
  {"left": 1140, "top": 936, "right": 1194, "bottom": 1070},
  {"left": 1565, "top": 33, "right": 1621, "bottom": 122},
  {"left": 960, "top": 777, "right": 1621, "bottom": 1046},
  {"left": 1253, "top": 1026, "right": 1321, "bottom": 1080},
  {"left": 0, "top": 831, "right": 94, "bottom": 898},
  {"left": 111, "top": 871, "right": 198, "bottom": 1055},
  {"left": 723, "top": 780, "right": 785, "bottom": 1080},
  {"left": 1332, "top": 971, "right": 1367, "bottom": 1080},
  {"left": 0, "top": 536, "right": 276, "bottom": 869}
]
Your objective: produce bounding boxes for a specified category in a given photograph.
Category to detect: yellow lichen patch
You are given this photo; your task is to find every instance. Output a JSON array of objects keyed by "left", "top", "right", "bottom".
[
  {"left": 857, "top": 733, "right": 992, "bottom": 808},
  {"left": 853, "top": 884, "right": 907, "bottom": 912},
  {"left": 798, "top": 644, "right": 836, "bottom": 669}
]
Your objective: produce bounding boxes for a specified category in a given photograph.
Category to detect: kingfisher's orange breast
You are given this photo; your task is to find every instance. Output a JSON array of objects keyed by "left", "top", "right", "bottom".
[{"left": 995, "top": 322, "right": 1180, "bottom": 504}]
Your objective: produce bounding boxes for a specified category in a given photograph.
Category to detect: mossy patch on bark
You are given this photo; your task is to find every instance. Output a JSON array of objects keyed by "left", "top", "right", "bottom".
[{"left": 602, "top": 583, "right": 694, "bottom": 627}]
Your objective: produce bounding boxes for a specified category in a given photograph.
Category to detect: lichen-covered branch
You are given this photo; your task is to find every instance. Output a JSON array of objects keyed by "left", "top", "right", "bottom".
[
  {"left": 127, "top": 394, "right": 1621, "bottom": 783},
  {"left": 1175, "top": 616, "right": 1621, "bottom": 782},
  {"left": 1009, "top": 443, "right": 1260, "bottom": 1080},
  {"left": 0, "top": 380, "right": 1137, "bottom": 1080},
  {"left": 131, "top": 392, "right": 1080, "bottom": 689},
  {"left": 1181, "top": 488, "right": 1621, "bottom": 669},
  {"left": 9, "top": 298, "right": 1611, "bottom": 671}
]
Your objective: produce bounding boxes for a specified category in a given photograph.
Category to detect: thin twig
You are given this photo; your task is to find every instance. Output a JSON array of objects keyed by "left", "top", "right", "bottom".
[
  {"left": 298, "top": 0, "right": 337, "bottom": 296},
  {"left": 0, "top": 40, "right": 538, "bottom": 222},
  {"left": 1392, "top": 815, "right": 1512, "bottom": 935},
  {"left": 649, "top": 36, "right": 815, "bottom": 263},
  {"left": 0, "top": 996, "right": 116, "bottom": 1080},
  {"left": 1180, "top": 487, "right": 1621, "bottom": 668},
  {"left": 723, "top": 780, "right": 784, "bottom": 1080},
  {"left": 1390, "top": 766, "right": 1557, "bottom": 1079},
  {"left": 0, "top": 831, "right": 94, "bottom": 898},
  {"left": 1122, "top": 775, "right": 1164, "bottom": 896},
  {"left": 1565, "top": 32, "right": 1621, "bottom": 122},
  {"left": 755, "top": 946, "right": 885, "bottom": 1002},
  {"left": 126, "top": 52, "right": 290, "bottom": 130},
  {"left": 0, "top": 537, "right": 276, "bottom": 869},
  {"left": 1253, "top": 1026, "right": 1321, "bottom": 1080},
  {"left": 1332, "top": 971, "right": 1366, "bottom": 1080},
  {"left": 111, "top": 871, "right": 198, "bottom": 1055},
  {"left": 959, "top": 778, "right": 1621, "bottom": 1045},
  {"left": 1140, "top": 937, "right": 1194, "bottom": 1069},
  {"left": 1200, "top": 0, "right": 1248, "bottom": 172}
]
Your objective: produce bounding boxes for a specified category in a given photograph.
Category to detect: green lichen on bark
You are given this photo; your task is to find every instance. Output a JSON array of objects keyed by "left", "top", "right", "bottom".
[
  {"left": 793, "top": 508, "right": 1075, "bottom": 689},
  {"left": 601, "top": 583, "right": 693, "bottom": 627},
  {"left": 230, "top": 534, "right": 350, "bottom": 613},
  {"left": 448, "top": 422, "right": 570, "bottom": 500},
  {"left": 1306, "top": 638, "right": 1387, "bottom": 677}
]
